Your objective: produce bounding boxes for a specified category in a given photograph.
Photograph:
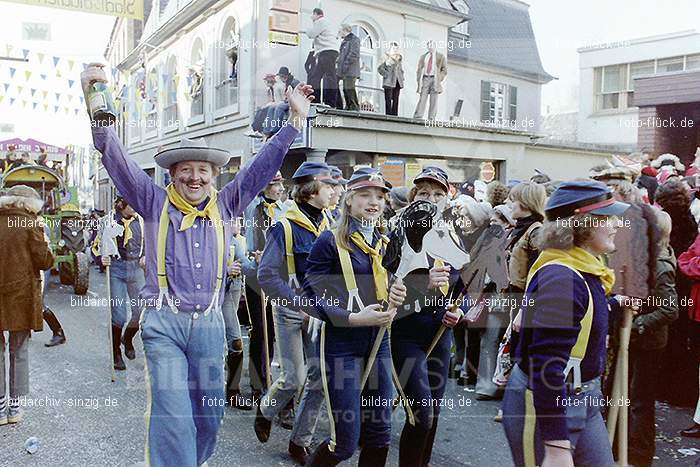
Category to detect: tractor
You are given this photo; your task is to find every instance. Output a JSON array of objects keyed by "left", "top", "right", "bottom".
[{"left": 1, "top": 165, "right": 90, "bottom": 295}]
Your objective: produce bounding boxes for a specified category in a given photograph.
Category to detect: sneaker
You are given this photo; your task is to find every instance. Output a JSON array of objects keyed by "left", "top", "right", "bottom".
[
  {"left": 0, "top": 405, "right": 7, "bottom": 426},
  {"left": 8, "top": 404, "right": 23, "bottom": 424},
  {"left": 45, "top": 332, "right": 66, "bottom": 347}
]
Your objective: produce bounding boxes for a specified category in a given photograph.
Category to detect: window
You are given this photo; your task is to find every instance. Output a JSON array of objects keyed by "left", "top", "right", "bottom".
[
  {"left": 146, "top": 67, "right": 159, "bottom": 136},
  {"left": 129, "top": 69, "right": 145, "bottom": 141},
  {"left": 452, "top": 0, "right": 469, "bottom": 36},
  {"left": 594, "top": 65, "right": 626, "bottom": 110},
  {"left": 480, "top": 81, "right": 517, "bottom": 125},
  {"left": 351, "top": 25, "right": 382, "bottom": 113},
  {"left": 657, "top": 56, "right": 684, "bottom": 73},
  {"left": 215, "top": 17, "right": 239, "bottom": 111},
  {"left": 188, "top": 38, "right": 205, "bottom": 120},
  {"left": 163, "top": 56, "right": 178, "bottom": 130},
  {"left": 686, "top": 54, "right": 700, "bottom": 70},
  {"left": 626, "top": 60, "right": 654, "bottom": 107}
]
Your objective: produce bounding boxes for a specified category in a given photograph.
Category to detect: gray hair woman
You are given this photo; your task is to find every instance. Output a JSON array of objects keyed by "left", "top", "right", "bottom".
[
  {"left": 0, "top": 185, "right": 54, "bottom": 425},
  {"left": 502, "top": 180, "right": 629, "bottom": 467}
]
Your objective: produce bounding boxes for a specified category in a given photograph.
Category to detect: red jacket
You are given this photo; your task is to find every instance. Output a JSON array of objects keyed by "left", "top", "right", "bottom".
[{"left": 677, "top": 232, "right": 700, "bottom": 322}]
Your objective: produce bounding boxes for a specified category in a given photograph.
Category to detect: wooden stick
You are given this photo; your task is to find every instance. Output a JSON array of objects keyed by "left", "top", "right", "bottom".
[
  {"left": 617, "top": 308, "right": 634, "bottom": 467},
  {"left": 606, "top": 347, "right": 623, "bottom": 443},
  {"left": 360, "top": 320, "right": 390, "bottom": 390},
  {"left": 261, "top": 290, "right": 272, "bottom": 389},
  {"left": 426, "top": 300, "right": 463, "bottom": 358},
  {"left": 106, "top": 264, "right": 116, "bottom": 383}
]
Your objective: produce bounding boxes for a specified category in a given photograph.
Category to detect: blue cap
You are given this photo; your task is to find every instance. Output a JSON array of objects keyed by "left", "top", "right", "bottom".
[
  {"left": 328, "top": 165, "right": 348, "bottom": 185},
  {"left": 292, "top": 161, "right": 339, "bottom": 185},
  {"left": 347, "top": 167, "right": 391, "bottom": 192},
  {"left": 545, "top": 180, "right": 629, "bottom": 221},
  {"left": 414, "top": 166, "right": 449, "bottom": 191}
]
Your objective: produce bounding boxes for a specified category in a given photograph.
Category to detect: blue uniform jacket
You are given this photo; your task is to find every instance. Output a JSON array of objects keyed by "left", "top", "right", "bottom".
[
  {"left": 516, "top": 264, "right": 620, "bottom": 441},
  {"left": 258, "top": 212, "right": 323, "bottom": 314},
  {"left": 303, "top": 221, "right": 385, "bottom": 327}
]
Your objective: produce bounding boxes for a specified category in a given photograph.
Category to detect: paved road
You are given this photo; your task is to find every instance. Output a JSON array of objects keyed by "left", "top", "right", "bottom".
[{"left": 2, "top": 267, "right": 699, "bottom": 466}]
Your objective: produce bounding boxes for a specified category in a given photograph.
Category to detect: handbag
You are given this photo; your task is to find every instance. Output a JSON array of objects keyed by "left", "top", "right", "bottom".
[{"left": 493, "top": 321, "right": 514, "bottom": 387}]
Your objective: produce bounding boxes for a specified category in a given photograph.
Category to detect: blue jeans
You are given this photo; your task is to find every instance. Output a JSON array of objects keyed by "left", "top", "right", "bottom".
[
  {"left": 260, "top": 306, "right": 323, "bottom": 432},
  {"left": 262, "top": 102, "right": 289, "bottom": 136},
  {"left": 140, "top": 306, "right": 227, "bottom": 467},
  {"left": 108, "top": 258, "right": 145, "bottom": 328},
  {"left": 502, "top": 365, "right": 614, "bottom": 467},
  {"left": 319, "top": 324, "right": 393, "bottom": 462}
]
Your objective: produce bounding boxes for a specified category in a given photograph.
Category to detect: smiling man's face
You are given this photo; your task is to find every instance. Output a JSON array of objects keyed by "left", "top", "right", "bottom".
[{"left": 170, "top": 161, "right": 216, "bottom": 205}]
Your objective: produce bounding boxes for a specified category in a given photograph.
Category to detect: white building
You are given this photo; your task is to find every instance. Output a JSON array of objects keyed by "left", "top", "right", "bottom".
[
  {"left": 97, "top": 0, "right": 611, "bottom": 208},
  {"left": 577, "top": 30, "right": 700, "bottom": 148}
]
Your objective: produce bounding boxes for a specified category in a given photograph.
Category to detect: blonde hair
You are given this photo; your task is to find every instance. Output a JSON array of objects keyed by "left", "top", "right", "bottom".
[
  {"left": 334, "top": 189, "right": 387, "bottom": 251},
  {"left": 509, "top": 182, "right": 546, "bottom": 218}
]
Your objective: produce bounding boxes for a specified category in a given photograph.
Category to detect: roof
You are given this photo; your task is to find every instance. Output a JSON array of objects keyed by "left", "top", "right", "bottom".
[{"left": 449, "top": 0, "right": 554, "bottom": 83}]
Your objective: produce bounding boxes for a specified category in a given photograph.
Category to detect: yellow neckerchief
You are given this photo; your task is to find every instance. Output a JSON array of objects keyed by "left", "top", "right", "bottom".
[
  {"left": 262, "top": 199, "right": 278, "bottom": 220},
  {"left": 350, "top": 231, "right": 388, "bottom": 302},
  {"left": 166, "top": 183, "right": 219, "bottom": 231},
  {"left": 121, "top": 216, "right": 134, "bottom": 245},
  {"left": 283, "top": 201, "right": 329, "bottom": 236},
  {"left": 527, "top": 246, "right": 615, "bottom": 295}
]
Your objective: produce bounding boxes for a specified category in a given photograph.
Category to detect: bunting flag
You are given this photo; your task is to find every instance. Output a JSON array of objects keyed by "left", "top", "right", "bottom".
[
  {"left": 54, "top": 105, "right": 59, "bottom": 113},
  {"left": 68, "top": 60, "right": 75, "bottom": 70},
  {"left": 53, "top": 56, "right": 60, "bottom": 67},
  {"left": 79, "top": 96, "right": 84, "bottom": 104},
  {"left": 22, "top": 49, "right": 29, "bottom": 59},
  {"left": 37, "top": 53, "right": 45, "bottom": 64},
  {"left": 55, "top": 92, "right": 60, "bottom": 101},
  {"left": 32, "top": 102, "right": 38, "bottom": 110},
  {"left": 42, "top": 90, "right": 48, "bottom": 99},
  {"left": 9, "top": 68, "right": 16, "bottom": 78},
  {"left": 3, "top": 84, "right": 8, "bottom": 92},
  {"left": 30, "top": 88, "right": 36, "bottom": 96},
  {"left": 40, "top": 74, "right": 47, "bottom": 80},
  {"left": 68, "top": 79, "right": 75, "bottom": 88},
  {"left": 24, "top": 70, "right": 31, "bottom": 81},
  {"left": 67, "top": 95, "right": 73, "bottom": 102},
  {"left": 43, "top": 103, "right": 48, "bottom": 111},
  {"left": 56, "top": 70, "right": 62, "bottom": 78},
  {"left": 10, "top": 98, "right": 15, "bottom": 105}
]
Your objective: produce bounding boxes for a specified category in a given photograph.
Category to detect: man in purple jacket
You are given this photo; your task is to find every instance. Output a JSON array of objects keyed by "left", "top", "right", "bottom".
[{"left": 82, "top": 64, "right": 313, "bottom": 467}]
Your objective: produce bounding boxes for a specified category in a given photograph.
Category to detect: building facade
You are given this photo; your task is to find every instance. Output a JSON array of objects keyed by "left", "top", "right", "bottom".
[
  {"left": 97, "top": 0, "right": 611, "bottom": 209},
  {"left": 577, "top": 30, "right": 700, "bottom": 150}
]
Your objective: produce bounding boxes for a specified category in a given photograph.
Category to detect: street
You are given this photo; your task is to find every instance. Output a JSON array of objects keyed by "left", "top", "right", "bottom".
[{"left": 1, "top": 267, "right": 699, "bottom": 467}]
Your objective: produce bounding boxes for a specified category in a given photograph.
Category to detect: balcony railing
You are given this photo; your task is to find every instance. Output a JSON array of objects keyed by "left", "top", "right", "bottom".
[{"left": 190, "top": 91, "right": 204, "bottom": 117}]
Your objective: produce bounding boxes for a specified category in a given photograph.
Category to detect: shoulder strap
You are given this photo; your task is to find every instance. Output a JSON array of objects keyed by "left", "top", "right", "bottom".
[
  {"left": 527, "top": 260, "right": 593, "bottom": 391},
  {"left": 331, "top": 229, "right": 363, "bottom": 311},
  {"left": 280, "top": 218, "right": 295, "bottom": 276}
]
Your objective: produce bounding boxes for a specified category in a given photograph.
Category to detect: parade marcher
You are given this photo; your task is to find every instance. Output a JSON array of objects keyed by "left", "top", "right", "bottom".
[
  {"left": 41, "top": 218, "right": 67, "bottom": 348},
  {"left": 303, "top": 167, "right": 407, "bottom": 466},
  {"left": 37, "top": 148, "right": 50, "bottom": 168},
  {"left": 96, "top": 195, "right": 146, "bottom": 370},
  {"left": 387, "top": 166, "right": 462, "bottom": 467},
  {"left": 243, "top": 171, "right": 287, "bottom": 401},
  {"left": 626, "top": 209, "right": 678, "bottom": 467},
  {"left": 502, "top": 180, "right": 629, "bottom": 467},
  {"left": 255, "top": 162, "right": 338, "bottom": 465},
  {"left": 387, "top": 186, "right": 409, "bottom": 229},
  {"left": 327, "top": 165, "right": 347, "bottom": 222},
  {"left": 0, "top": 185, "right": 54, "bottom": 425},
  {"left": 83, "top": 63, "right": 313, "bottom": 466},
  {"left": 222, "top": 217, "right": 255, "bottom": 410}
]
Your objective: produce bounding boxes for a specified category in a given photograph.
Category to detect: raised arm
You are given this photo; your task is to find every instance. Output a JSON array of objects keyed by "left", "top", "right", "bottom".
[
  {"left": 220, "top": 84, "right": 314, "bottom": 217},
  {"left": 92, "top": 126, "right": 160, "bottom": 216}
]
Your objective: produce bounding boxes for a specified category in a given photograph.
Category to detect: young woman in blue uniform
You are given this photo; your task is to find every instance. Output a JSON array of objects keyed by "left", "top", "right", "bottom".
[
  {"left": 303, "top": 167, "right": 407, "bottom": 466},
  {"left": 502, "top": 180, "right": 630, "bottom": 467},
  {"left": 388, "top": 167, "right": 461, "bottom": 467}
]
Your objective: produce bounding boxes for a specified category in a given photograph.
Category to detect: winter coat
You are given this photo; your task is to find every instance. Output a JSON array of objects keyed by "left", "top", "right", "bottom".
[
  {"left": 337, "top": 33, "right": 361, "bottom": 79},
  {"left": 631, "top": 247, "right": 678, "bottom": 350},
  {"left": 378, "top": 55, "right": 405, "bottom": 88},
  {"left": 0, "top": 207, "right": 54, "bottom": 331},
  {"left": 677, "top": 233, "right": 700, "bottom": 322}
]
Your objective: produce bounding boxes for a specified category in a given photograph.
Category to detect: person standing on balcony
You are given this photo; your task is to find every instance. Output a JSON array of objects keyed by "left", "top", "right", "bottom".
[
  {"left": 378, "top": 42, "right": 404, "bottom": 116},
  {"left": 413, "top": 41, "right": 447, "bottom": 120},
  {"left": 306, "top": 8, "right": 340, "bottom": 108},
  {"left": 337, "top": 24, "right": 360, "bottom": 111}
]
